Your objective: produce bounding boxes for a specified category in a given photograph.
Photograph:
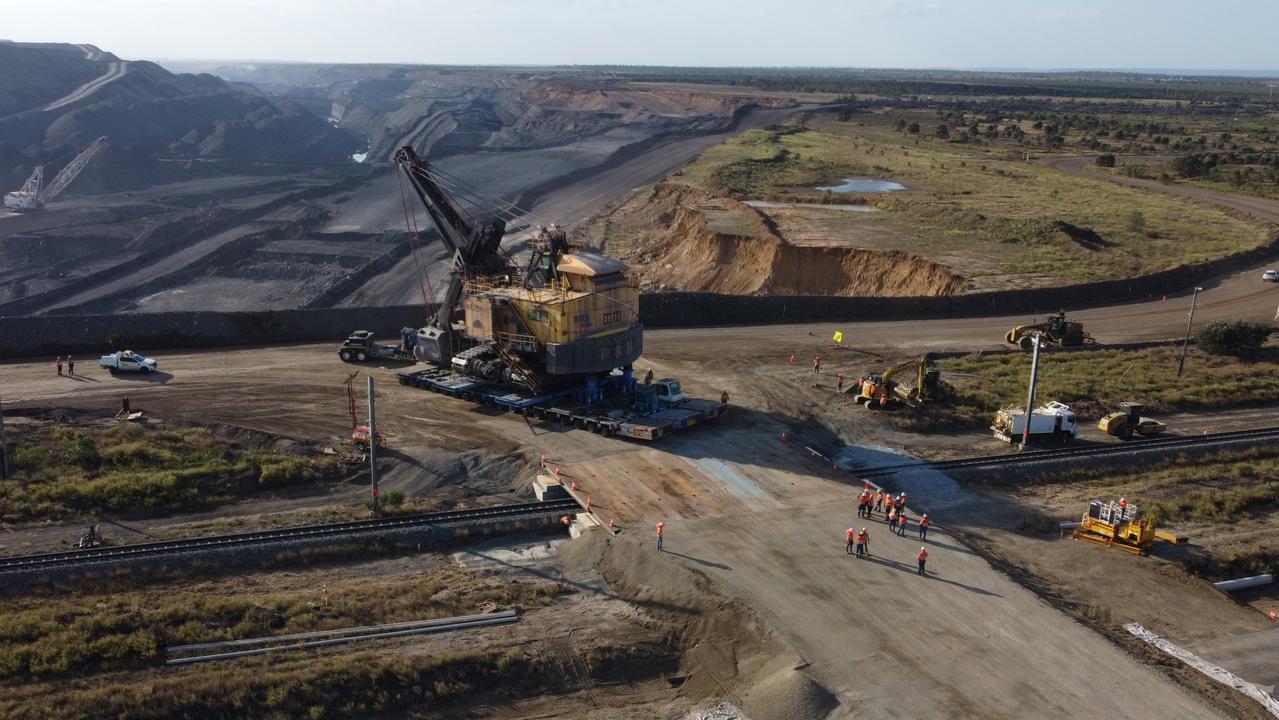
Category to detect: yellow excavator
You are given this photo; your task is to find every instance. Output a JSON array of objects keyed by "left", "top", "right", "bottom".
[
  {"left": 854, "top": 357, "right": 948, "bottom": 410},
  {"left": 1005, "top": 310, "right": 1091, "bottom": 350}
]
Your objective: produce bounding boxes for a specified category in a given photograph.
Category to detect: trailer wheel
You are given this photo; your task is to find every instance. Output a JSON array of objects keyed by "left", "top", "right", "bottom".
[
  {"left": 356, "top": 352, "right": 367, "bottom": 362},
  {"left": 340, "top": 350, "right": 353, "bottom": 362},
  {"left": 1117, "top": 424, "right": 1133, "bottom": 440},
  {"left": 1018, "top": 336, "right": 1034, "bottom": 351}
]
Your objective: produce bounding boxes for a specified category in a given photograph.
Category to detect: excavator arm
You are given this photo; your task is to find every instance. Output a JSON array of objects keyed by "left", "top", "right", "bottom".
[
  {"left": 393, "top": 146, "right": 517, "bottom": 365},
  {"left": 880, "top": 359, "right": 923, "bottom": 387}
]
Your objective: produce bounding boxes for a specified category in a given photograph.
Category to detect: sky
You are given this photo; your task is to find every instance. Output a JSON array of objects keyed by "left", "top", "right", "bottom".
[{"left": 2, "top": 0, "right": 1277, "bottom": 71}]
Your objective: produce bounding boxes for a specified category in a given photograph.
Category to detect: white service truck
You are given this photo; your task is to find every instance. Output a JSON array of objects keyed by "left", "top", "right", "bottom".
[
  {"left": 992, "top": 400, "right": 1078, "bottom": 444},
  {"left": 100, "top": 350, "right": 158, "bottom": 374}
]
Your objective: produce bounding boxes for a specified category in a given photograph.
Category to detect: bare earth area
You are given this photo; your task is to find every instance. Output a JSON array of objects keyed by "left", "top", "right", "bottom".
[{"left": 4, "top": 249, "right": 1279, "bottom": 717}]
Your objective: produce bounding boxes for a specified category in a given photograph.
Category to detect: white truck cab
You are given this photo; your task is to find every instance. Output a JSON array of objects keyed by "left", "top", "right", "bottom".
[
  {"left": 653, "top": 378, "right": 686, "bottom": 404},
  {"left": 100, "top": 350, "right": 158, "bottom": 374}
]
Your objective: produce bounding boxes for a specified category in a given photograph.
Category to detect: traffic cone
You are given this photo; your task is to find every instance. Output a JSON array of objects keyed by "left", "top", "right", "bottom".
[
  {"left": 780, "top": 431, "right": 789, "bottom": 443},
  {"left": 541, "top": 452, "right": 547, "bottom": 466},
  {"left": 1270, "top": 610, "right": 1277, "bottom": 621},
  {"left": 1161, "top": 295, "right": 1167, "bottom": 302},
  {"left": 609, "top": 516, "right": 616, "bottom": 529},
  {"left": 586, "top": 495, "right": 592, "bottom": 511},
  {"left": 554, "top": 466, "right": 561, "bottom": 478},
  {"left": 789, "top": 354, "right": 795, "bottom": 364},
  {"left": 570, "top": 480, "right": 577, "bottom": 491}
]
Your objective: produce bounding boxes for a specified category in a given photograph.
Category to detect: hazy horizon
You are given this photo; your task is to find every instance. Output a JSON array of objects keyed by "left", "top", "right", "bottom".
[{"left": 5, "top": 0, "right": 1278, "bottom": 73}]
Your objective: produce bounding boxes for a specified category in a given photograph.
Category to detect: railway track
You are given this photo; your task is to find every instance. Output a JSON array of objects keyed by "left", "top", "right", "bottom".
[
  {"left": 855, "top": 426, "right": 1279, "bottom": 479},
  {"left": 0, "top": 499, "right": 581, "bottom": 576}
]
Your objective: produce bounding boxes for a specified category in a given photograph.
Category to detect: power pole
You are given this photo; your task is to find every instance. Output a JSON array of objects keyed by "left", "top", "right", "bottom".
[
  {"left": 367, "top": 375, "right": 379, "bottom": 512},
  {"left": 1177, "top": 286, "right": 1203, "bottom": 377},
  {"left": 1020, "top": 334, "right": 1042, "bottom": 451},
  {"left": 0, "top": 392, "right": 9, "bottom": 480}
]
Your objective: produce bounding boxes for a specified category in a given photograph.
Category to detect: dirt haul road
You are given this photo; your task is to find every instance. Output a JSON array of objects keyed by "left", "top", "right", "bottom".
[
  {"left": 0, "top": 340, "right": 1227, "bottom": 718},
  {"left": 4, "top": 258, "right": 1275, "bottom": 718}
]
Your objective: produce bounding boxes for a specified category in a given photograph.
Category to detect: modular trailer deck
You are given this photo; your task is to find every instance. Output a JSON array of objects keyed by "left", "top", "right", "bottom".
[{"left": 397, "top": 367, "right": 724, "bottom": 440}]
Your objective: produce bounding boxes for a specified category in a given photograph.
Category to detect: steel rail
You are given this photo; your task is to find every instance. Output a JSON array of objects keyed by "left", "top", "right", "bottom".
[
  {"left": 166, "top": 613, "right": 520, "bottom": 665},
  {"left": 0, "top": 499, "right": 580, "bottom": 574},
  {"left": 855, "top": 426, "right": 1279, "bottom": 479}
]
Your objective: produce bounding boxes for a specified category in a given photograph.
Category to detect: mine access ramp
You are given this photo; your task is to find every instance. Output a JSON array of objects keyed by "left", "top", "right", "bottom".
[{"left": 398, "top": 367, "right": 724, "bottom": 441}]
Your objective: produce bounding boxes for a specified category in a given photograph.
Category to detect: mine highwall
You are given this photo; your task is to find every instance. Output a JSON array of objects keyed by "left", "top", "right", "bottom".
[{"left": 1, "top": 233, "right": 1276, "bottom": 360}]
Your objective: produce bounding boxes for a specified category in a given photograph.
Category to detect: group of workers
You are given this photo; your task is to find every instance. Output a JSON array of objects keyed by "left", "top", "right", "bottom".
[
  {"left": 54, "top": 355, "right": 76, "bottom": 376},
  {"left": 850, "top": 484, "right": 933, "bottom": 574}
]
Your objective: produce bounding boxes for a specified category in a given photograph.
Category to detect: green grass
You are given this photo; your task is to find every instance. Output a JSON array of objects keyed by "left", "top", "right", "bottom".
[
  {"left": 1010, "top": 447, "right": 1279, "bottom": 580},
  {"left": 0, "top": 566, "right": 561, "bottom": 680},
  {"left": 925, "top": 344, "right": 1279, "bottom": 432},
  {"left": 674, "top": 115, "right": 1272, "bottom": 287},
  {"left": 0, "top": 564, "right": 570, "bottom": 720},
  {"left": 0, "top": 422, "right": 342, "bottom": 523}
]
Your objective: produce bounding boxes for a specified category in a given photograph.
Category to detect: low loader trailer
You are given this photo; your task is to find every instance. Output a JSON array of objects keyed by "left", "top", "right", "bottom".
[{"left": 398, "top": 368, "right": 724, "bottom": 441}]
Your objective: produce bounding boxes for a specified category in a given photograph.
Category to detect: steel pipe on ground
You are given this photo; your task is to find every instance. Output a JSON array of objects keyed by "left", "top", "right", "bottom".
[{"left": 1214, "top": 575, "right": 1274, "bottom": 592}]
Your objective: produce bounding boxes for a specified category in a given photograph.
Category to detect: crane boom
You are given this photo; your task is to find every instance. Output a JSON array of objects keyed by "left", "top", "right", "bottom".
[
  {"left": 43, "top": 136, "right": 108, "bottom": 202},
  {"left": 392, "top": 145, "right": 517, "bottom": 367}
]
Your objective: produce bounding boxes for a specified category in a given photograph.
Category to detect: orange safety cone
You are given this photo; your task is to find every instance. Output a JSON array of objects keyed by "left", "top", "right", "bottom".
[
  {"left": 1270, "top": 610, "right": 1277, "bottom": 621},
  {"left": 1161, "top": 295, "right": 1167, "bottom": 302},
  {"left": 789, "top": 354, "right": 795, "bottom": 364},
  {"left": 541, "top": 452, "right": 547, "bottom": 466},
  {"left": 609, "top": 516, "right": 616, "bottom": 529},
  {"left": 780, "top": 431, "right": 789, "bottom": 443},
  {"left": 554, "top": 466, "right": 561, "bottom": 478},
  {"left": 586, "top": 495, "right": 592, "bottom": 511},
  {"left": 570, "top": 480, "right": 577, "bottom": 491}
]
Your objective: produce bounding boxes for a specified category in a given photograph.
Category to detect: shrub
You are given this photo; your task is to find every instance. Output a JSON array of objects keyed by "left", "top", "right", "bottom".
[
  {"left": 1095, "top": 153, "right": 1116, "bottom": 167},
  {"left": 384, "top": 490, "right": 406, "bottom": 509},
  {"left": 1198, "top": 320, "right": 1273, "bottom": 356}
]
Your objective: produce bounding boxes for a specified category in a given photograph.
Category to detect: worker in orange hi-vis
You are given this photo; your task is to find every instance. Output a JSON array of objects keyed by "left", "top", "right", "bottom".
[
  {"left": 856, "top": 528, "right": 870, "bottom": 559},
  {"left": 884, "top": 494, "right": 895, "bottom": 518},
  {"left": 836, "top": 373, "right": 846, "bottom": 394},
  {"left": 813, "top": 356, "right": 822, "bottom": 374},
  {"left": 896, "top": 513, "right": 908, "bottom": 537},
  {"left": 874, "top": 490, "right": 885, "bottom": 513},
  {"left": 917, "top": 547, "right": 929, "bottom": 575},
  {"left": 845, "top": 527, "right": 856, "bottom": 555},
  {"left": 656, "top": 521, "right": 665, "bottom": 550},
  {"left": 918, "top": 514, "right": 931, "bottom": 541},
  {"left": 887, "top": 507, "right": 898, "bottom": 531},
  {"left": 1119, "top": 496, "right": 1128, "bottom": 518}
]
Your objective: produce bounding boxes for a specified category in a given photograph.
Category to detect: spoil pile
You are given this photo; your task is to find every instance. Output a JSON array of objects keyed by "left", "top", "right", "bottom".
[{"left": 598, "top": 182, "right": 965, "bottom": 297}]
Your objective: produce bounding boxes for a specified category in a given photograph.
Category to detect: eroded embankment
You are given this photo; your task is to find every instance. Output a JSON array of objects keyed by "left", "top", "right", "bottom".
[{"left": 601, "top": 183, "right": 964, "bottom": 297}]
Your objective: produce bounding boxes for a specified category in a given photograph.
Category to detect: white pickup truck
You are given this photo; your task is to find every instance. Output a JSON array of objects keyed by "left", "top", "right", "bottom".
[{"left": 100, "top": 350, "right": 158, "bottom": 374}]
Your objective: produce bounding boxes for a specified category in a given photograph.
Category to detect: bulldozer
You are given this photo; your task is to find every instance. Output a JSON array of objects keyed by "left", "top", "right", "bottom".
[
  {"left": 1097, "top": 402, "right": 1167, "bottom": 440},
  {"left": 1072, "top": 499, "right": 1157, "bottom": 554},
  {"left": 1005, "top": 310, "right": 1091, "bottom": 350},
  {"left": 854, "top": 356, "right": 948, "bottom": 410}
]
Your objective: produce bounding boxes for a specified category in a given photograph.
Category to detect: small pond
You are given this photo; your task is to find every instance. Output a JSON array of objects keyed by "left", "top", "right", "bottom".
[{"left": 816, "top": 178, "right": 905, "bottom": 193}]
